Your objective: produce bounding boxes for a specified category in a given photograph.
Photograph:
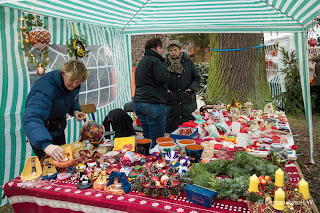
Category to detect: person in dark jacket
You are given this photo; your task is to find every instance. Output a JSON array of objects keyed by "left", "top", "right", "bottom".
[
  {"left": 133, "top": 38, "right": 169, "bottom": 148},
  {"left": 23, "top": 59, "right": 89, "bottom": 162},
  {"left": 163, "top": 41, "right": 201, "bottom": 133}
]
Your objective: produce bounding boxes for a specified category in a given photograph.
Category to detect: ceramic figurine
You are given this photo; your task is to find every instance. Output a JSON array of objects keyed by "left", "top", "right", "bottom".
[
  {"left": 86, "top": 160, "right": 97, "bottom": 174},
  {"left": 264, "top": 102, "right": 274, "bottom": 115},
  {"left": 192, "top": 109, "right": 205, "bottom": 124},
  {"left": 76, "top": 163, "right": 86, "bottom": 179},
  {"left": 77, "top": 173, "right": 93, "bottom": 189}
]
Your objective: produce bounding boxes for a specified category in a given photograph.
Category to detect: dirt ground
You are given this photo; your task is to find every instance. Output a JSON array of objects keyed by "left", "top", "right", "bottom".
[
  {"left": 1, "top": 114, "right": 319, "bottom": 212},
  {"left": 287, "top": 113, "right": 320, "bottom": 211}
]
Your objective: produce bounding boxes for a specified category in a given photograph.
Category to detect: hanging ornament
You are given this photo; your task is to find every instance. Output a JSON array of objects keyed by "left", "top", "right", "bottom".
[
  {"left": 36, "top": 67, "right": 45, "bottom": 76},
  {"left": 20, "top": 15, "right": 50, "bottom": 70},
  {"left": 29, "top": 27, "right": 51, "bottom": 50}
]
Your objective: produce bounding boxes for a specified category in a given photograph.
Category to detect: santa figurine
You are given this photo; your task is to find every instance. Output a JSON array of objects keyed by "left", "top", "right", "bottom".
[{"left": 86, "top": 159, "right": 97, "bottom": 174}]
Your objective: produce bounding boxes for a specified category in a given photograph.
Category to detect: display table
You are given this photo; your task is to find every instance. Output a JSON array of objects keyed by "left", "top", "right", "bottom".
[{"left": 3, "top": 161, "right": 306, "bottom": 213}]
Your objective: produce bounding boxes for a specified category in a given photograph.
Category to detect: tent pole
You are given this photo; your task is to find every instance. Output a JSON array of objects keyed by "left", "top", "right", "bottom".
[{"left": 294, "top": 32, "right": 315, "bottom": 164}]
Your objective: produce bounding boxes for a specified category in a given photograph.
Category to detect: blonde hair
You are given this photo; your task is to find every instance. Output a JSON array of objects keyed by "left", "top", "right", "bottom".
[{"left": 60, "top": 59, "right": 89, "bottom": 82}]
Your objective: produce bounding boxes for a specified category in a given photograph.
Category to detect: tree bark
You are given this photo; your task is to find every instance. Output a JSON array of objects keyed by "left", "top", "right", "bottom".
[{"left": 205, "top": 33, "right": 271, "bottom": 109}]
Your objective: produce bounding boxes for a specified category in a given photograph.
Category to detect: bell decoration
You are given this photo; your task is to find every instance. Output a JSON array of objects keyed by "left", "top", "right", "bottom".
[
  {"left": 29, "top": 27, "right": 51, "bottom": 50},
  {"left": 36, "top": 67, "right": 45, "bottom": 76}
]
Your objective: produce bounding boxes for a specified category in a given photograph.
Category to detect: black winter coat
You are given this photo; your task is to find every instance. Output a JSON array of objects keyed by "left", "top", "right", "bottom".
[
  {"left": 163, "top": 51, "right": 201, "bottom": 132},
  {"left": 134, "top": 49, "right": 169, "bottom": 104}
]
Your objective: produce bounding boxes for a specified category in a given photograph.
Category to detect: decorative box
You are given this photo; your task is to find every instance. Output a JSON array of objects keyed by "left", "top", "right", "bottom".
[
  {"left": 185, "top": 184, "right": 217, "bottom": 208},
  {"left": 170, "top": 127, "right": 198, "bottom": 143}
]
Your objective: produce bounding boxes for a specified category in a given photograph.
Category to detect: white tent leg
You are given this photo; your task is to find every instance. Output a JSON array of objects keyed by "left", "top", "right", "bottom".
[{"left": 294, "top": 32, "right": 315, "bottom": 164}]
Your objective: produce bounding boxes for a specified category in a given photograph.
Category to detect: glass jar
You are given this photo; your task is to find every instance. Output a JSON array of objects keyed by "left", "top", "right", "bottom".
[{"left": 265, "top": 144, "right": 289, "bottom": 167}]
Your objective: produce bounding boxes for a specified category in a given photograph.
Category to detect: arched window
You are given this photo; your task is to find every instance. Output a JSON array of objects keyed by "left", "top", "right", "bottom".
[{"left": 27, "top": 45, "right": 117, "bottom": 109}]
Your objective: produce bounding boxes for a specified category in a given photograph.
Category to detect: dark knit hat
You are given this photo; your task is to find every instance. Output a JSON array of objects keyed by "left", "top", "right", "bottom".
[{"left": 167, "top": 40, "right": 182, "bottom": 50}]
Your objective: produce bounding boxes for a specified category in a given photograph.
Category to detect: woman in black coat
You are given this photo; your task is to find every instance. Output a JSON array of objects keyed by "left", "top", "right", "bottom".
[{"left": 163, "top": 41, "right": 201, "bottom": 133}]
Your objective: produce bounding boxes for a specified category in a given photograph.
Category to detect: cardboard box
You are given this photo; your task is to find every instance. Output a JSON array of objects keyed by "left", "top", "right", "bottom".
[
  {"left": 170, "top": 127, "right": 198, "bottom": 143},
  {"left": 185, "top": 184, "right": 217, "bottom": 208}
]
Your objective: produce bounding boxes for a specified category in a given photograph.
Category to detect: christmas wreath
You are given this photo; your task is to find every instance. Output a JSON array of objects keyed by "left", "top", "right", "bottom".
[
  {"left": 130, "top": 165, "right": 192, "bottom": 199},
  {"left": 20, "top": 14, "right": 51, "bottom": 75},
  {"left": 66, "top": 24, "right": 90, "bottom": 59}
]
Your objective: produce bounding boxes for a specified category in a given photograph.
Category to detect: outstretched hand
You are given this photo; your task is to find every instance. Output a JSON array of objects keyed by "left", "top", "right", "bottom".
[
  {"left": 44, "top": 144, "right": 65, "bottom": 162},
  {"left": 74, "top": 110, "right": 86, "bottom": 122}
]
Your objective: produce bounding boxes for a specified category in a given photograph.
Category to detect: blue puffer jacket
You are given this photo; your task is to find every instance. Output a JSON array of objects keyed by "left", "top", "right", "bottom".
[{"left": 23, "top": 70, "right": 81, "bottom": 151}]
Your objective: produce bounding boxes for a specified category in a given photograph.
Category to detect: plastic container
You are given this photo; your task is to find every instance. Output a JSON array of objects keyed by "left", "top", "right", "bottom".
[
  {"left": 170, "top": 127, "right": 198, "bottom": 143},
  {"left": 265, "top": 143, "right": 289, "bottom": 167}
]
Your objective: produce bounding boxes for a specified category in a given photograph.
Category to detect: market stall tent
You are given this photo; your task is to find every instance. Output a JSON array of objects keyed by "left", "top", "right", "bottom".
[
  {"left": 0, "top": 0, "right": 319, "bottom": 206},
  {"left": 264, "top": 32, "right": 295, "bottom": 108}
]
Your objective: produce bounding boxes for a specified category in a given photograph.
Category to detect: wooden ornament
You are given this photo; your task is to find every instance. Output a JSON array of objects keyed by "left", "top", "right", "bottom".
[
  {"left": 41, "top": 157, "right": 58, "bottom": 180},
  {"left": 21, "top": 156, "right": 42, "bottom": 181},
  {"left": 52, "top": 146, "right": 75, "bottom": 168}
]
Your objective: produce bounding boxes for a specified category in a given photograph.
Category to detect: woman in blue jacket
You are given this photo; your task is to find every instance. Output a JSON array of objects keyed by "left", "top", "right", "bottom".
[{"left": 23, "top": 60, "right": 89, "bottom": 162}]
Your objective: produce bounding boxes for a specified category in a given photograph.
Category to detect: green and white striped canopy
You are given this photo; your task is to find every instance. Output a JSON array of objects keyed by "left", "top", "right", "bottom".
[{"left": 0, "top": 0, "right": 319, "bottom": 34}]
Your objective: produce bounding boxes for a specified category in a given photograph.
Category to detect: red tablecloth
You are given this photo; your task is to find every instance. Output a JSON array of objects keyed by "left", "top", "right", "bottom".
[{"left": 3, "top": 162, "right": 300, "bottom": 213}]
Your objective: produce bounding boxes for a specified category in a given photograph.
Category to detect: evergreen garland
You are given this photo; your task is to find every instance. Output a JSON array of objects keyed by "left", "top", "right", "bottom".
[
  {"left": 188, "top": 152, "right": 286, "bottom": 200},
  {"left": 276, "top": 47, "right": 305, "bottom": 114}
]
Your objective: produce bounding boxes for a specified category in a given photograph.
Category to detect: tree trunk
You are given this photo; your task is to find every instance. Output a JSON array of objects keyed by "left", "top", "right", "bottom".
[{"left": 205, "top": 33, "right": 271, "bottom": 109}]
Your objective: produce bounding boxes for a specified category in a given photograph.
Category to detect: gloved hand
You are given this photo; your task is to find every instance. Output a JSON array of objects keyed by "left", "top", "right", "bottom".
[
  {"left": 74, "top": 110, "right": 86, "bottom": 122},
  {"left": 44, "top": 144, "right": 65, "bottom": 162}
]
